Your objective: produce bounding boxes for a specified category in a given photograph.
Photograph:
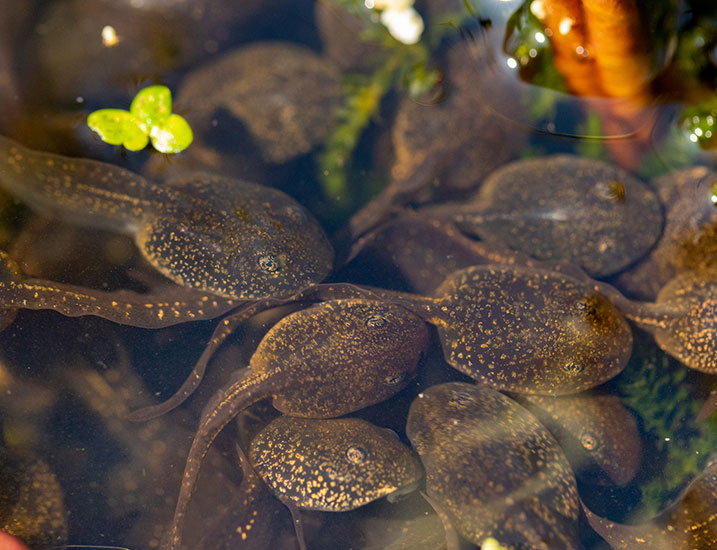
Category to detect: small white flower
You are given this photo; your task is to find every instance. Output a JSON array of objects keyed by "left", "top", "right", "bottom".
[
  {"left": 372, "top": 0, "right": 414, "bottom": 10},
  {"left": 380, "top": 7, "right": 424, "bottom": 45}
]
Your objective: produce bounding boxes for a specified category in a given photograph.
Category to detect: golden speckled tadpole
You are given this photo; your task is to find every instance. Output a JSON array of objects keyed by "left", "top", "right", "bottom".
[
  {"left": 162, "top": 299, "right": 429, "bottom": 550},
  {"left": 371, "top": 263, "right": 633, "bottom": 395},
  {"left": 406, "top": 382, "right": 581, "bottom": 550},
  {"left": 0, "top": 249, "right": 239, "bottom": 328},
  {"left": 423, "top": 155, "right": 663, "bottom": 278},
  {"left": 355, "top": 213, "right": 717, "bottom": 393},
  {"left": 595, "top": 267, "right": 717, "bottom": 377},
  {"left": 350, "top": 214, "right": 633, "bottom": 392},
  {"left": 250, "top": 416, "right": 423, "bottom": 512},
  {"left": 582, "top": 455, "right": 717, "bottom": 549},
  {"left": 0, "top": 446, "right": 67, "bottom": 550},
  {"left": 645, "top": 269, "right": 717, "bottom": 375},
  {"left": 0, "top": 135, "right": 333, "bottom": 300}
]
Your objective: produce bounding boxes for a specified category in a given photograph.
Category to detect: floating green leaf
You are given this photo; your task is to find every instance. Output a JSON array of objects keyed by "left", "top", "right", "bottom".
[
  {"left": 149, "top": 113, "right": 194, "bottom": 154},
  {"left": 87, "top": 85, "right": 192, "bottom": 153},
  {"left": 130, "top": 85, "right": 173, "bottom": 133},
  {"left": 86, "top": 109, "right": 148, "bottom": 151}
]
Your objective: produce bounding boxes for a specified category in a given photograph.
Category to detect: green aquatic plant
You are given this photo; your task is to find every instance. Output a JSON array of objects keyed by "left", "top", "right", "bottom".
[
  {"left": 318, "top": 1, "right": 474, "bottom": 208},
  {"left": 319, "top": 52, "right": 405, "bottom": 208},
  {"left": 87, "top": 85, "right": 193, "bottom": 153},
  {"left": 679, "top": 97, "right": 717, "bottom": 150},
  {"left": 617, "top": 340, "right": 717, "bottom": 515},
  {"left": 503, "top": 0, "right": 566, "bottom": 96},
  {"left": 637, "top": 114, "right": 707, "bottom": 179}
]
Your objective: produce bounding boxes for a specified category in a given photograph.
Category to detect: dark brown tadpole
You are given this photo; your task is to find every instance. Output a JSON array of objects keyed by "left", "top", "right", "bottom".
[
  {"left": 196, "top": 443, "right": 293, "bottom": 550},
  {"left": 423, "top": 155, "right": 663, "bottom": 278},
  {"left": 162, "top": 299, "right": 429, "bottom": 550},
  {"left": 0, "top": 135, "right": 333, "bottom": 300},
  {"left": 345, "top": 213, "right": 508, "bottom": 295},
  {"left": 344, "top": 41, "right": 526, "bottom": 241},
  {"left": 0, "top": 249, "right": 239, "bottom": 329},
  {"left": 582, "top": 455, "right": 717, "bottom": 549},
  {"left": 406, "top": 382, "right": 581, "bottom": 550},
  {"left": 0, "top": 446, "right": 67, "bottom": 550},
  {"left": 249, "top": 416, "right": 423, "bottom": 512},
  {"left": 519, "top": 393, "right": 642, "bottom": 486},
  {"left": 177, "top": 42, "right": 342, "bottom": 165}
]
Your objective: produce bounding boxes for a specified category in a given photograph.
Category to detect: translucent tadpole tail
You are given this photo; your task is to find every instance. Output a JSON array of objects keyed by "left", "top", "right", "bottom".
[
  {"left": 127, "top": 282, "right": 403, "bottom": 421},
  {"left": 0, "top": 135, "right": 166, "bottom": 232},
  {"left": 337, "top": 154, "right": 449, "bottom": 254},
  {"left": 162, "top": 369, "right": 275, "bottom": 550},
  {"left": 126, "top": 298, "right": 274, "bottom": 421},
  {"left": 0, "top": 250, "right": 238, "bottom": 329}
]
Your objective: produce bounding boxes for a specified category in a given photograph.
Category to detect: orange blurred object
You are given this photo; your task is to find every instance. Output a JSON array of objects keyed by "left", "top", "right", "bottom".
[
  {"left": 0, "top": 530, "right": 29, "bottom": 550},
  {"left": 534, "top": 0, "right": 655, "bottom": 168}
]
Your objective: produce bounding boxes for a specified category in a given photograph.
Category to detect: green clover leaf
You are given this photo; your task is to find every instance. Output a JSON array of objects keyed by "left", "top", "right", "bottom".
[
  {"left": 149, "top": 113, "right": 194, "bottom": 154},
  {"left": 130, "top": 85, "right": 173, "bottom": 133},
  {"left": 87, "top": 109, "right": 149, "bottom": 151},
  {"left": 87, "top": 85, "right": 193, "bottom": 153}
]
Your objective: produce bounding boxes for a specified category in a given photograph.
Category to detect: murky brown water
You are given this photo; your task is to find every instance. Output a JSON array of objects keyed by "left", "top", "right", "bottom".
[{"left": 0, "top": 1, "right": 715, "bottom": 549}]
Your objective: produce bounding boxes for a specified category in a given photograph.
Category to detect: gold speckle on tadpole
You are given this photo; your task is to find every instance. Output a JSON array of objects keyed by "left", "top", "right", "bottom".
[
  {"left": 249, "top": 416, "right": 423, "bottom": 512},
  {"left": 426, "top": 265, "right": 632, "bottom": 394}
]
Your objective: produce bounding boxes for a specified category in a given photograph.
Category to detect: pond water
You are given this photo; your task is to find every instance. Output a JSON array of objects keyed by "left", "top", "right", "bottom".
[{"left": 0, "top": 1, "right": 716, "bottom": 549}]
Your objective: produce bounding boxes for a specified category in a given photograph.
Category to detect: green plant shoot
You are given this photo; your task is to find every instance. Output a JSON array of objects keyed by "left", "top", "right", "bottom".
[{"left": 87, "top": 85, "right": 193, "bottom": 154}]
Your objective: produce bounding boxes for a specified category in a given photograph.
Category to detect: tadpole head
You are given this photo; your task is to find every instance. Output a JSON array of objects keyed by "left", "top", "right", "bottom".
[
  {"left": 654, "top": 271, "right": 717, "bottom": 374},
  {"left": 249, "top": 416, "right": 423, "bottom": 511},
  {"left": 255, "top": 299, "right": 430, "bottom": 418},
  {"left": 136, "top": 184, "right": 333, "bottom": 300}
]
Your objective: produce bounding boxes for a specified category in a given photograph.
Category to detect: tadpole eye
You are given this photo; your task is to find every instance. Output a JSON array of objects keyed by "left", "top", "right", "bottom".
[
  {"left": 256, "top": 253, "right": 282, "bottom": 273},
  {"left": 578, "top": 297, "right": 599, "bottom": 317},
  {"left": 563, "top": 361, "right": 584, "bottom": 374},
  {"left": 383, "top": 372, "right": 406, "bottom": 386},
  {"left": 595, "top": 180, "right": 626, "bottom": 203},
  {"left": 449, "top": 391, "right": 473, "bottom": 408},
  {"left": 345, "top": 446, "right": 368, "bottom": 464},
  {"left": 580, "top": 431, "right": 600, "bottom": 451},
  {"left": 365, "top": 314, "right": 388, "bottom": 328}
]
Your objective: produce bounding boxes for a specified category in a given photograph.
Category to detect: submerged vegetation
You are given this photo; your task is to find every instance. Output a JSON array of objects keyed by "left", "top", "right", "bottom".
[
  {"left": 318, "top": 0, "right": 477, "bottom": 208},
  {"left": 618, "top": 341, "right": 717, "bottom": 515}
]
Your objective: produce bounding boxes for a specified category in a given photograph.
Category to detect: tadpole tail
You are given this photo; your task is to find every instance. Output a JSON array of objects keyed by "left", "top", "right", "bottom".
[
  {"left": 161, "top": 369, "right": 275, "bottom": 550},
  {"left": 0, "top": 249, "right": 239, "bottom": 331},
  {"left": 125, "top": 301, "right": 266, "bottom": 421},
  {"left": 0, "top": 135, "right": 161, "bottom": 233},
  {"left": 334, "top": 154, "right": 449, "bottom": 261},
  {"left": 579, "top": 497, "right": 644, "bottom": 548},
  {"left": 696, "top": 388, "right": 717, "bottom": 422}
]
